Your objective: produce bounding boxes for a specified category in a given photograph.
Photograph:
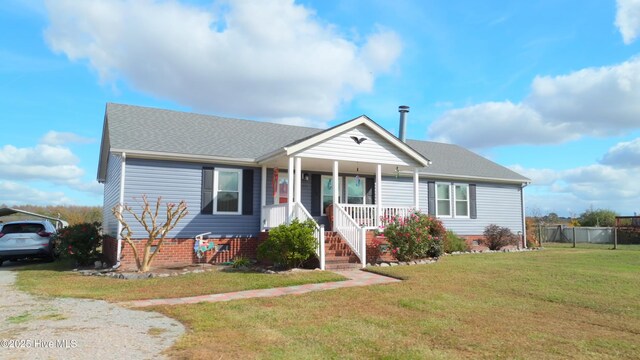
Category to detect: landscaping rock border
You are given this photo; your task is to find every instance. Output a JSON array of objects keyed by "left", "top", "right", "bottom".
[
  {"left": 75, "top": 263, "right": 324, "bottom": 280},
  {"left": 367, "top": 247, "right": 543, "bottom": 267}
]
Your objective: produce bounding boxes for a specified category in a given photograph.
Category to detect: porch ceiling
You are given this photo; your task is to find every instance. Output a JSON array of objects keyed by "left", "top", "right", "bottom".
[{"left": 261, "top": 156, "right": 420, "bottom": 175}]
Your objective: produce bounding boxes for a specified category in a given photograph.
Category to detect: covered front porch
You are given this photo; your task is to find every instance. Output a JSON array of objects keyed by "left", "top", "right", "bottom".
[{"left": 256, "top": 116, "right": 431, "bottom": 270}]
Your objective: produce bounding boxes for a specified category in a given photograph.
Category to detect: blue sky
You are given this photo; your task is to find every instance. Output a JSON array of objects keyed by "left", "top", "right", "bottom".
[{"left": 1, "top": 0, "right": 640, "bottom": 217}]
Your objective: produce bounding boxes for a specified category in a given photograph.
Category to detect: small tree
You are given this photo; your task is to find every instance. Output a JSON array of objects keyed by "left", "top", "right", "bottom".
[
  {"left": 578, "top": 208, "right": 617, "bottom": 227},
  {"left": 481, "top": 224, "right": 518, "bottom": 250},
  {"left": 257, "top": 219, "right": 317, "bottom": 269},
  {"left": 112, "top": 195, "right": 188, "bottom": 272}
]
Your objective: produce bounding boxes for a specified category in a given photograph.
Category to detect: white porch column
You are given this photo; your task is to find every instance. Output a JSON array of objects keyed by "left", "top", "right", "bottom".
[
  {"left": 260, "top": 165, "right": 267, "bottom": 231},
  {"left": 413, "top": 167, "right": 420, "bottom": 210},
  {"left": 288, "top": 157, "right": 294, "bottom": 220},
  {"left": 295, "top": 157, "right": 302, "bottom": 204},
  {"left": 376, "top": 164, "right": 382, "bottom": 228},
  {"left": 333, "top": 160, "right": 339, "bottom": 228}
]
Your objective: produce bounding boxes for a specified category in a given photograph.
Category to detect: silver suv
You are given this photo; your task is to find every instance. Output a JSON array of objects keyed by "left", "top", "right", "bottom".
[{"left": 0, "top": 220, "right": 57, "bottom": 266}]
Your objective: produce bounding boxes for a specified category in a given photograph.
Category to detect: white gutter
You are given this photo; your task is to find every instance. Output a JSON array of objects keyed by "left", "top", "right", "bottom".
[{"left": 115, "top": 152, "right": 126, "bottom": 267}]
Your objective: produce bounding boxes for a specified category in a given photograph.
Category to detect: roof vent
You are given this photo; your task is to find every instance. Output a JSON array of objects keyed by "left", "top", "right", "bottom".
[{"left": 398, "top": 105, "right": 409, "bottom": 142}]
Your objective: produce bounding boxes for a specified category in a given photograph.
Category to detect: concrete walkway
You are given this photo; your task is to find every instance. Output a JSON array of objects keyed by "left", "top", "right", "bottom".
[{"left": 119, "top": 270, "right": 401, "bottom": 308}]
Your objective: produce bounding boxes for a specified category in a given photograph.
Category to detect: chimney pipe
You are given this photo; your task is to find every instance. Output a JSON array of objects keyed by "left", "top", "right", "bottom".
[{"left": 398, "top": 105, "right": 409, "bottom": 142}]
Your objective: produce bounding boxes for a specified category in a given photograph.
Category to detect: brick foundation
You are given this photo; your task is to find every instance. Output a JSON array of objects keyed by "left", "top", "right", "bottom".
[
  {"left": 102, "top": 235, "right": 118, "bottom": 266},
  {"left": 366, "top": 231, "right": 396, "bottom": 263},
  {"left": 106, "top": 234, "right": 266, "bottom": 271}
]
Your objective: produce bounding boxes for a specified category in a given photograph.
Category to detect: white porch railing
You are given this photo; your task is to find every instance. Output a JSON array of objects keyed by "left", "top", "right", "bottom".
[
  {"left": 263, "top": 203, "right": 289, "bottom": 229},
  {"left": 334, "top": 203, "right": 366, "bottom": 268},
  {"left": 339, "top": 204, "right": 416, "bottom": 228},
  {"left": 263, "top": 202, "right": 325, "bottom": 270},
  {"left": 380, "top": 207, "right": 415, "bottom": 223}
]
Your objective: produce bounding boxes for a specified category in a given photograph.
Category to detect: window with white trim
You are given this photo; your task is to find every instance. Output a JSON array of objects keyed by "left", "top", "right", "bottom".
[
  {"left": 346, "top": 176, "right": 365, "bottom": 204},
  {"left": 454, "top": 184, "right": 469, "bottom": 217},
  {"left": 214, "top": 168, "right": 242, "bottom": 214},
  {"left": 436, "top": 183, "right": 451, "bottom": 217}
]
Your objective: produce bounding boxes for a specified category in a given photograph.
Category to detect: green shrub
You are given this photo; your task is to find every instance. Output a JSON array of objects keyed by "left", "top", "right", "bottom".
[
  {"left": 382, "top": 212, "right": 445, "bottom": 261},
  {"left": 56, "top": 222, "right": 103, "bottom": 266},
  {"left": 443, "top": 230, "right": 469, "bottom": 253},
  {"left": 257, "top": 219, "right": 317, "bottom": 269},
  {"left": 231, "top": 256, "right": 251, "bottom": 269},
  {"left": 482, "top": 224, "right": 518, "bottom": 250}
]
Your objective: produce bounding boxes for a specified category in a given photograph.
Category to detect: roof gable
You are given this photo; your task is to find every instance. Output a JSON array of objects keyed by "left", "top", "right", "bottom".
[{"left": 261, "top": 115, "right": 431, "bottom": 168}]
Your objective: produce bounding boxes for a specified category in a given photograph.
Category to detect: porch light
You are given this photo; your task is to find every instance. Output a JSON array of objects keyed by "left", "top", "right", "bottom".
[{"left": 303, "top": 173, "right": 310, "bottom": 181}]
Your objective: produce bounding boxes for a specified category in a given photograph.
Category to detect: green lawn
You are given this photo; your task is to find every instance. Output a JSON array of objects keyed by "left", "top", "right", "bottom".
[
  {"left": 14, "top": 261, "right": 346, "bottom": 302},
  {"left": 155, "top": 247, "right": 640, "bottom": 359}
]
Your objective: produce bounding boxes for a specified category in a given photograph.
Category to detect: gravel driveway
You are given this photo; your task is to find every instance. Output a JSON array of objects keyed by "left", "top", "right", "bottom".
[{"left": 0, "top": 265, "right": 184, "bottom": 360}]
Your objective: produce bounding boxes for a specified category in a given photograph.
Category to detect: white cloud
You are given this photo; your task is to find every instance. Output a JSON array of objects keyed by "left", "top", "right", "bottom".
[
  {"left": 0, "top": 181, "right": 74, "bottom": 206},
  {"left": 616, "top": 0, "right": 640, "bottom": 44},
  {"left": 429, "top": 57, "right": 640, "bottom": 149},
  {"left": 43, "top": 0, "right": 402, "bottom": 123},
  {"left": 0, "top": 132, "right": 102, "bottom": 205},
  {"left": 516, "top": 139, "right": 640, "bottom": 215},
  {"left": 600, "top": 137, "right": 640, "bottom": 168},
  {"left": 41, "top": 131, "right": 94, "bottom": 146}
]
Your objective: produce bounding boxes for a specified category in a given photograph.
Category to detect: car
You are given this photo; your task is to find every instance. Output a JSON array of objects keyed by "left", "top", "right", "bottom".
[{"left": 0, "top": 220, "right": 57, "bottom": 266}]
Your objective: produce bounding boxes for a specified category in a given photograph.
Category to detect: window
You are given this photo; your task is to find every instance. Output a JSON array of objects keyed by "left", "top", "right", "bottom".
[
  {"left": 435, "top": 183, "right": 470, "bottom": 218},
  {"left": 346, "top": 176, "right": 365, "bottom": 204},
  {"left": 321, "top": 176, "right": 340, "bottom": 215},
  {"left": 454, "top": 184, "right": 469, "bottom": 217},
  {"left": 436, "top": 183, "right": 451, "bottom": 217},
  {"left": 214, "top": 168, "right": 242, "bottom": 214}
]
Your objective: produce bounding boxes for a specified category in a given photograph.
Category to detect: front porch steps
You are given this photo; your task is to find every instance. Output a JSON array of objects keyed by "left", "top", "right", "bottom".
[{"left": 324, "top": 231, "right": 361, "bottom": 270}]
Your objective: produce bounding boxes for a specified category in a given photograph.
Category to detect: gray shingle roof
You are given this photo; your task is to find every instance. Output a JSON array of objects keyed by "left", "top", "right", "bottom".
[
  {"left": 101, "top": 103, "right": 529, "bottom": 183},
  {"left": 406, "top": 140, "right": 530, "bottom": 182},
  {"left": 106, "top": 103, "right": 322, "bottom": 159}
]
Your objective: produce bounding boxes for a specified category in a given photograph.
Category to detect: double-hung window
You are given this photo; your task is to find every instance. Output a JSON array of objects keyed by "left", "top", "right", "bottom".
[
  {"left": 435, "top": 183, "right": 470, "bottom": 218},
  {"left": 436, "top": 183, "right": 451, "bottom": 217},
  {"left": 214, "top": 168, "right": 242, "bottom": 214},
  {"left": 454, "top": 184, "right": 469, "bottom": 217}
]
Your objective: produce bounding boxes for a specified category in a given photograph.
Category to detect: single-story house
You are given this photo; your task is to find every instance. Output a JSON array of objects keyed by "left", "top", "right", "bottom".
[{"left": 98, "top": 103, "right": 530, "bottom": 270}]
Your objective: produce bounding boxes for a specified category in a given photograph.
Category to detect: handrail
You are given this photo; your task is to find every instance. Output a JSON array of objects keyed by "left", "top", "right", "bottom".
[{"left": 334, "top": 203, "right": 366, "bottom": 267}]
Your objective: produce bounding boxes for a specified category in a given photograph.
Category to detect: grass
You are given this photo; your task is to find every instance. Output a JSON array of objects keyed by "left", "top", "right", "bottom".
[
  {"left": 15, "top": 261, "right": 346, "bottom": 302},
  {"left": 7, "top": 312, "right": 33, "bottom": 324},
  {"left": 151, "top": 247, "right": 640, "bottom": 359}
]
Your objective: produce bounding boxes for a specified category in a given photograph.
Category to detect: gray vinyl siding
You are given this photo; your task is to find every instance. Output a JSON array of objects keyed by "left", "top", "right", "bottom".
[
  {"left": 380, "top": 177, "right": 523, "bottom": 236},
  {"left": 122, "top": 158, "right": 261, "bottom": 239},
  {"left": 380, "top": 176, "right": 429, "bottom": 212},
  {"left": 102, "top": 152, "right": 122, "bottom": 237}
]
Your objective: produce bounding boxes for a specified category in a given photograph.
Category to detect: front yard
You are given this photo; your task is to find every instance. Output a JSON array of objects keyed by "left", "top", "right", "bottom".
[
  {"left": 15, "top": 262, "right": 346, "bottom": 302},
  {"left": 14, "top": 247, "right": 640, "bottom": 359}
]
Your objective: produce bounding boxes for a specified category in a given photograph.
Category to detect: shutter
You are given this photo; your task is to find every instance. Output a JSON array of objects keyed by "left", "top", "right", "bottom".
[
  {"left": 366, "top": 177, "right": 375, "bottom": 205},
  {"left": 242, "top": 169, "right": 254, "bottom": 215},
  {"left": 469, "top": 184, "right": 477, "bottom": 219},
  {"left": 201, "top": 167, "right": 214, "bottom": 214},
  {"left": 311, "top": 174, "right": 321, "bottom": 216},
  {"left": 427, "top": 181, "right": 435, "bottom": 216}
]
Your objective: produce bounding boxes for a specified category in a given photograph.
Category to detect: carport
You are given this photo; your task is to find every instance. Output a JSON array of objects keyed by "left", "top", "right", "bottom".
[{"left": 0, "top": 208, "right": 68, "bottom": 230}]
